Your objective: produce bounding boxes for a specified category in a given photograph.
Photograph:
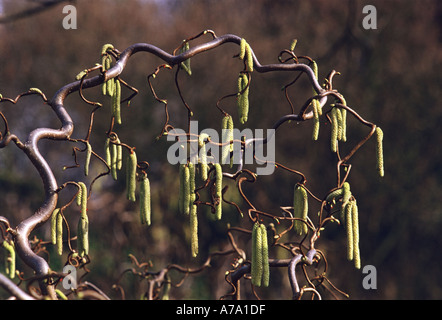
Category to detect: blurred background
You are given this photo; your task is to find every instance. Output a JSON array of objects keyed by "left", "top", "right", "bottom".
[{"left": 0, "top": 0, "right": 441, "bottom": 300}]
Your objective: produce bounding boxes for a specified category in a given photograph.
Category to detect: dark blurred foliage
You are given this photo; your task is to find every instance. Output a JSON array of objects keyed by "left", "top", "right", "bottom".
[{"left": 0, "top": 0, "right": 441, "bottom": 300}]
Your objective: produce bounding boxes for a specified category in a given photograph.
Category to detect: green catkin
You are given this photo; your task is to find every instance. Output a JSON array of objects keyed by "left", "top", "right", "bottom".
[
  {"left": 312, "top": 61, "right": 318, "bottom": 80},
  {"left": 330, "top": 108, "right": 338, "bottom": 152},
  {"left": 126, "top": 151, "right": 137, "bottom": 202},
  {"left": 214, "top": 163, "right": 223, "bottom": 220},
  {"left": 180, "top": 42, "right": 192, "bottom": 76},
  {"left": 183, "top": 164, "right": 191, "bottom": 215},
  {"left": 84, "top": 141, "right": 92, "bottom": 176},
  {"left": 351, "top": 199, "right": 361, "bottom": 269},
  {"left": 77, "top": 181, "right": 89, "bottom": 256},
  {"left": 345, "top": 201, "right": 354, "bottom": 261},
  {"left": 189, "top": 162, "right": 196, "bottom": 205},
  {"left": 179, "top": 164, "right": 185, "bottom": 213},
  {"left": 56, "top": 211, "right": 63, "bottom": 256},
  {"left": 51, "top": 208, "right": 60, "bottom": 245},
  {"left": 290, "top": 39, "right": 298, "bottom": 51},
  {"left": 101, "top": 43, "right": 114, "bottom": 56},
  {"left": 293, "top": 185, "right": 308, "bottom": 235},
  {"left": 221, "top": 115, "right": 234, "bottom": 165},
  {"left": 251, "top": 223, "right": 263, "bottom": 287},
  {"left": 239, "top": 38, "right": 247, "bottom": 60},
  {"left": 3, "top": 240, "right": 15, "bottom": 279},
  {"left": 77, "top": 214, "right": 89, "bottom": 257},
  {"left": 101, "top": 55, "right": 107, "bottom": 95},
  {"left": 376, "top": 127, "right": 384, "bottom": 177},
  {"left": 190, "top": 202, "right": 198, "bottom": 257},
  {"left": 260, "top": 224, "right": 270, "bottom": 287},
  {"left": 325, "top": 187, "right": 344, "bottom": 204},
  {"left": 104, "top": 55, "right": 114, "bottom": 97},
  {"left": 75, "top": 70, "right": 88, "bottom": 81},
  {"left": 139, "top": 175, "right": 151, "bottom": 225},
  {"left": 312, "top": 99, "right": 320, "bottom": 141},
  {"left": 78, "top": 182, "right": 88, "bottom": 218},
  {"left": 341, "top": 108, "right": 347, "bottom": 142},
  {"left": 237, "top": 73, "right": 250, "bottom": 124},
  {"left": 198, "top": 134, "right": 209, "bottom": 181},
  {"left": 227, "top": 115, "right": 234, "bottom": 168},
  {"left": 342, "top": 182, "right": 351, "bottom": 207},
  {"left": 245, "top": 43, "right": 254, "bottom": 72},
  {"left": 336, "top": 108, "right": 343, "bottom": 141},
  {"left": 112, "top": 79, "right": 122, "bottom": 125},
  {"left": 311, "top": 60, "right": 321, "bottom": 141},
  {"left": 340, "top": 182, "right": 352, "bottom": 222},
  {"left": 55, "top": 289, "right": 68, "bottom": 300},
  {"left": 111, "top": 141, "right": 118, "bottom": 181},
  {"left": 117, "top": 139, "right": 123, "bottom": 171},
  {"left": 104, "top": 137, "right": 111, "bottom": 167}
]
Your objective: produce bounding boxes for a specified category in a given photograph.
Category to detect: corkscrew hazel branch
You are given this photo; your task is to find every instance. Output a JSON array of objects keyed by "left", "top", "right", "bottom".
[{"left": 0, "top": 31, "right": 381, "bottom": 299}]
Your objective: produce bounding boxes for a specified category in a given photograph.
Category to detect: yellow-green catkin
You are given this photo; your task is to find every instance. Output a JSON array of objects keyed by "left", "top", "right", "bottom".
[
  {"left": 221, "top": 115, "right": 234, "bottom": 165},
  {"left": 112, "top": 79, "right": 122, "bottom": 125},
  {"left": 76, "top": 182, "right": 89, "bottom": 257},
  {"left": 77, "top": 182, "right": 88, "bottom": 218},
  {"left": 237, "top": 73, "right": 249, "bottom": 124},
  {"left": 77, "top": 214, "right": 89, "bottom": 257},
  {"left": 183, "top": 164, "right": 191, "bottom": 215},
  {"left": 260, "top": 224, "right": 270, "bottom": 287},
  {"left": 179, "top": 163, "right": 185, "bottom": 213},
  {"left": 311, "top": 60, "right": 321, "bottom": 141},
  {"left": 190, "top": 201, "right": 198, "bottom": 257},
  {"left": 126, "top": 151, "right": 137, "bottom": 202},
  {"left": 189, "top": 162, "right": 196, "bottom": 205},
  {"left": 214, "top": 163, "right": 223, "bottom": 220},
  {"left": 111, "top": 140, "right": 118, "bottom": 181},
  {"left": 293, "top": 184, "right": 308, "bottom": 235},
  {"left": 84, "top": 141, "right": 92, "bottom": 176},
  {"left": 161, "top": 280, "right": 171, "bottom": 300},
  {"left": 116, "top": 137, "right": 123, "bottom": 171},
  {"left": 341, "top": 108, "right": 347, "bottom": 142},
  {"left": 245, "top": 42, "right": 254, "bottom": 72},
  {"left": 104, "top": 137, "right": 111, "bottom": 168},
  {"left": 239, "top": 38, "right": 247, "bottom": 60},
  {"left": 336, "top": 108, "right": 343, "bottom": 141},
  {"left": 51, "top": 208, "right": 60, "bottom": 245},
  {"left": 2, "top": 240, "right": 15, "bottom": 279},
  {"left": 56, "top": 210, "right": 63, "bottom": 256},
  {"left": 312, "top": 99, "right": 320, "bottom": 141},
  {"left": 351, "top": 199, "right": 361, "bottom": 269},
  {"left": 198, "top": 134, "right": 209, "bottom": 181},
  {"left": 345, "top": 200, "right": 354, "bottom": 261},
  {"left": 101, "top": 44, "right": 114, "bottom": 97},
  {"left": 340, "top": 182, "right": 352, "bottom": 222},
  {"left": 330, "top": 108, "right": 339, "bottom": 152},
  {"left": 290, "top": 39, "right": 298, "bottom": 51},
  {"left": 251, "top": 222, "right": 263, "bottom": 287},
  {"left": 55, "top": 289, "right": 68, "bottom": 300},
  {"left": 180, "top": 41, "right": 192, "bottom": 76},
  {"left": 376, "top": 126, "right": 384, "bottom": 177},
  {"left": 140, "top": 174, "right": 151, "bottom": 225}
]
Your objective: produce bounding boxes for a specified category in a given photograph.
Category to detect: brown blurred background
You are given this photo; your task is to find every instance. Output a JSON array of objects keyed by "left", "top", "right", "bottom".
[{"left": 0, "top": 0, "right": 441, "bottom": 300}]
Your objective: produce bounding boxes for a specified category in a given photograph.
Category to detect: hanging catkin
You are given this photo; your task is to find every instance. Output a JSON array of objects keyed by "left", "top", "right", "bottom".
[
  {"left": 251, "top": 222, "right": 263, "bottom": 287},
  {"left": 139, "top": 174, "right": 151, "bottom": 226}
]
